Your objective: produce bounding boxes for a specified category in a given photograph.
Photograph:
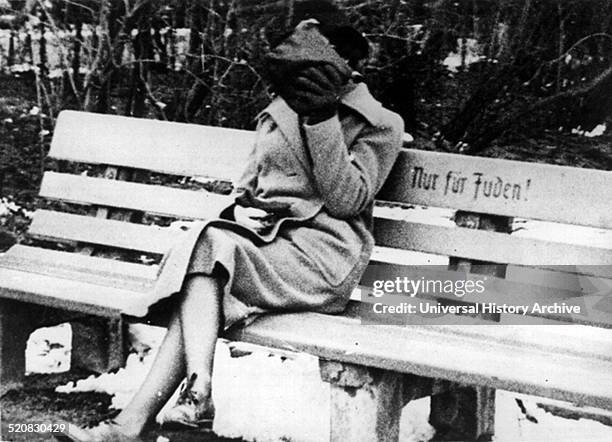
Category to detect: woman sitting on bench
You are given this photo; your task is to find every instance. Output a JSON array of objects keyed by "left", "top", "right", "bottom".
[{"left": 59, "top": 2, "right": 403, "bottom": 440}]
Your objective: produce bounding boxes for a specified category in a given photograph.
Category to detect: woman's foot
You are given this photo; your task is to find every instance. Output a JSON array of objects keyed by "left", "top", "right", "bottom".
[
  {"left": 160, "top": 373, "right": 215, "bottom": 431},
  {"left": 54, "top": 419, "right": 143, "bottom": 442}
]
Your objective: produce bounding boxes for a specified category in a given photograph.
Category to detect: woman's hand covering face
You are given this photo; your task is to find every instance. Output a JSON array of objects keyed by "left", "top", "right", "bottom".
[
  {"left": 282, "top": 64, "right": 348, "bottom": 123},
  {"left": 264, "top": 21, "right": 352, "bottom": 123}
]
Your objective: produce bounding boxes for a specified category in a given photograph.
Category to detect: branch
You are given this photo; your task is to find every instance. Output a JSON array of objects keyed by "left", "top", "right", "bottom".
[
  {"left": 544, "top": 33, "right": 612, "bottom": 67},
  {"left": 60, "top": 0, "right": 97, "bottom": 17},
  {"left": 363, "top": 33, "right": 413, "bottom": 42},
  {"left": 529, "top": 65, "right": 612, "bottom": 111}
]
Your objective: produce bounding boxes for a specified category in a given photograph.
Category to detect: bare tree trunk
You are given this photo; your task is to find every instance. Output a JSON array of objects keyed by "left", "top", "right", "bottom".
[
  {"left": 38, "top": 20, "right": 48, "bottom": 78},
  {"left": 509, "top": 0, "right": 532, "bottom": 62},
  {"left": 124, "top": 0, "right": 153, "bottom": 119},
  {"left": 459, "top": 37, "right": 467, "bottom": 71},
  {"left": 167, "top": 8, "right": 176, "bottom": 70},
  {"left": 84, "top": 1, "right": 110, "bottom": 112},
  {"left": 24, "top": 32, "right": 33, "bottom": 66},
  {"left": 556, "top": 2, "right": 565, "bottom": 93},
  {"left": 72, "top": 21, "right": 82, "bottom": 92},
  {"left": 63, "top": 21, "right": 83, "bottom": 104},
  {"left": 94, "top": 4, "right": 112, "bottom": 115},
  {"left": 182, "top": 0, "right": 209, "bottom": 122},
  {"left": 84, "top": 0, "right": 124, "bottom": 114},
  {"left": 8, "top": 29, "right": 15, "bottom": 67},
  {"left": 134, "top": 19, "right": 153, "bottom": 117},
  {"left": 152, "top": 21, "right": 166, "bottom": 68}
]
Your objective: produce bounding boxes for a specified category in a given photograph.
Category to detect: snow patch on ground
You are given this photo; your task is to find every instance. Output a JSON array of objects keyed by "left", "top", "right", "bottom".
[
  {"left": 572, "top": 123, "right": 607, "bottom": 138},
  {"left": 496, "top": 391, "right": 612, "bottom": 441},
  {"left": 25, "top": 323, "right": 71, "bottom": 374},
  {"left": 443, "top": 38, "right": 484, "bottom": 72}
]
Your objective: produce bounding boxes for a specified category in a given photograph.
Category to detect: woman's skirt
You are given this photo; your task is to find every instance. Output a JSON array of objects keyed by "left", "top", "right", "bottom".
[
  {"left": 185, "top": 219, "right": 365, "bottom": 328},
  {"left": 139, "top": 210, "right": 371, "bottom": 329}
]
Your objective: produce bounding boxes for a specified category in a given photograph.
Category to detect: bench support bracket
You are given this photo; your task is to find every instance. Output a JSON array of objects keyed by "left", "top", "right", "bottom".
[
  {"left": 0, "top": 300, "right": 43, "bottom": 395},
  {"left": 320, "top": 360, "right": 409, "bottom": 442},
  {"left": 71, "top": 316, "right": 126, "bottom": 374},
  {"left": 430, "top": 384, "right": 495, "bottom": 441},
  {"left": 428, "top": 210, "right": 511, "bottom": 441}
]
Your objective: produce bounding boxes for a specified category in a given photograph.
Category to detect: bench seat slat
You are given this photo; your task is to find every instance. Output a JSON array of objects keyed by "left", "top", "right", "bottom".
[
  {"left": 0, "top": 267, "right": 151, "bottom": 317},
  {"left": 49, "top": 111, "right": 252, "bottom": 181},
  {"left": 0, "top": 245, "right": 157, "bottom": 291},
  {"left": 341, "top": 302, "right": 612, "bottom": 357},
  {"left": 379, "top": 149, "right": 612, "bottom": 229},
  {"left": 41, "top": 172, "right": 234, "bottom": 220},
  {"left": 226, "top": 305, "right": 612, "bottom": 409},
  {"left": 28, "top": 210, "right": 179, "bottom": 254},
  {"left": 374, "top": 218, "right": 612, "bottom": 268}
]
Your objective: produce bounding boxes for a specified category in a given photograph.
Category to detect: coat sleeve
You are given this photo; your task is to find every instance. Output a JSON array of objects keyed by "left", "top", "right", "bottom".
[{"left": 302, "top": 111, "right": 404, "bottom": 218}]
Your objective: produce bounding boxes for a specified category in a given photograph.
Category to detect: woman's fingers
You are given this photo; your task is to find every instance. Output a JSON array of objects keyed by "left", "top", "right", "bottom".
[
  {"left": 319, "top": 64, "right": 346, "bottom": 87},
  {"left": 234, "top": 206, "right": 266, "bottom": 229},
  {"left": 293, "top": 65, "right": 345, "bottom": 93},
  {"left": 292, "top": 74, "right": 325, "bottom": 95}
]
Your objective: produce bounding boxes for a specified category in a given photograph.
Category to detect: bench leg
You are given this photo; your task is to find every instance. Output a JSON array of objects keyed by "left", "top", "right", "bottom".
[
  {"left": 429, "top": 385, "right": 495, "bottom": 441},
  {"left": 71, "top": 316, "right": 126, "bottom": 374},
  {"left": 320, "top": 360, "right": 405, "bottom": 442},
  {"left": 0, "top": 300, "right": 41, "bottom": 395},
  {"left": 436, "top": 211, "right": 504, "bottom": 441}
]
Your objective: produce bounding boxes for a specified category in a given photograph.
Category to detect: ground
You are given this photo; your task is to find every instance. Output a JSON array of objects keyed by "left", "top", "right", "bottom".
[
  {"left": 1, "top": 375, "right": 237, "bottom": 441},
  {"left": 1, "top": 323, "right": 612, "bottom": 442}
]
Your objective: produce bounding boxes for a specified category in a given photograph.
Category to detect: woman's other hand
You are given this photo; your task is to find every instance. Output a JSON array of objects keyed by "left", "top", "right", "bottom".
[
  {"left": 234, "top": 206, "right": 268, "bottom": 231},
  {"left": 234, "top": 190, "right": 292, "bottom": 232},
  {"left": 235, "top": 189, "right": 292, "bottom": 214},
  {"left": 283, "top": 64, "right": 348, "bottom": 124}
]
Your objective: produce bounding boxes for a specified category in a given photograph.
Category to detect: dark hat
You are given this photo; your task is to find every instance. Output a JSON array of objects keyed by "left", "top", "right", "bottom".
[{"left": 270, "top": 0, "right": 369, "bottom": 68}]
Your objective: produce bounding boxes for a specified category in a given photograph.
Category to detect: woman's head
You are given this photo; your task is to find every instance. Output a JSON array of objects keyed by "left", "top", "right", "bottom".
[{"left": 268, "top": 0, "right": 369, "bottom": 70}]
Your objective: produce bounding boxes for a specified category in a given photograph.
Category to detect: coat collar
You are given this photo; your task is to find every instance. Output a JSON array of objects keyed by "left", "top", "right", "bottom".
[
  {"left": 257, "top": 98, "right": 301, "bottom": 152},
  {"left": 339, "top": 82, "right": 384, "bottom": 126}
]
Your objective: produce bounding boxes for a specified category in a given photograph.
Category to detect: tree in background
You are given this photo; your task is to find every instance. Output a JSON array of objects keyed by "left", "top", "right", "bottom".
[
  {"left": 1, "top": 0, "right": 611, "bottom": 149},
  {"left": 341, "top": 0, "right": 612, "bottom": 153}
]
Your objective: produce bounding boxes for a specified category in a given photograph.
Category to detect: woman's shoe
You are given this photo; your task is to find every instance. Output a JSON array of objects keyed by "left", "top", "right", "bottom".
[
  {"left": 160, "top": 373, "right": 215, "bottom": 431},
  {"left": 54, "top": 419, "right": 143, "bottom": 442}
]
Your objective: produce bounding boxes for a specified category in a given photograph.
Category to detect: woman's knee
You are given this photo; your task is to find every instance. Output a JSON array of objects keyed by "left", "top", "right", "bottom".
[{"left": 183, "top": 274, "right": 222, "bottom": 297}]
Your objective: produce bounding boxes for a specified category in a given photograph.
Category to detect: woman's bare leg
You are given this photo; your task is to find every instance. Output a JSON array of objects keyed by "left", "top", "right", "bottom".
[
  {"left": 111, "top": 312, "right": 186, "bottom": 435},
  {"left": 84, "top": 275, "right": 221, "bottom": 436},
  {"left": 178, "top": 275, "right": 223, "bottom": 401}
]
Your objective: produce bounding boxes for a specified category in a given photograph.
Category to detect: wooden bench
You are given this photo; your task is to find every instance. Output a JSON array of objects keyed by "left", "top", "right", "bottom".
[{"left": 1, "top": 110, "right": 611, "bottom": 441}]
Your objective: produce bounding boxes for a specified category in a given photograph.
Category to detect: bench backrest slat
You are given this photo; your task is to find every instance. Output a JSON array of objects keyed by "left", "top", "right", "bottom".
[
  {"left": 29, "top": 210, "right": 178, "bottom": 254},
  {"left": 40, "top": 172, "right": 235, "bottom": 220},
  {"left": 379, "top": 150, "right": 612, "bottom": 229},
  {"left": 49, "top": 111, "right": 253, "bottom": 181},
  {"left": 374, "top": 218, "right": 612, "bottom": 268}
]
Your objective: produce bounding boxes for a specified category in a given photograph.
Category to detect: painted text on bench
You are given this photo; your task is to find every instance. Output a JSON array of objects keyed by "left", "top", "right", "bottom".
[{"left": 411, "top": 166, "right": 532, "bottom": 201}]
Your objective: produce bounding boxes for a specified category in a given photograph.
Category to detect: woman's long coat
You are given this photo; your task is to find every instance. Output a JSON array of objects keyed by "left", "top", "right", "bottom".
[{"left": 129, "top": 82, "right": 404, "bottom": 326}]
